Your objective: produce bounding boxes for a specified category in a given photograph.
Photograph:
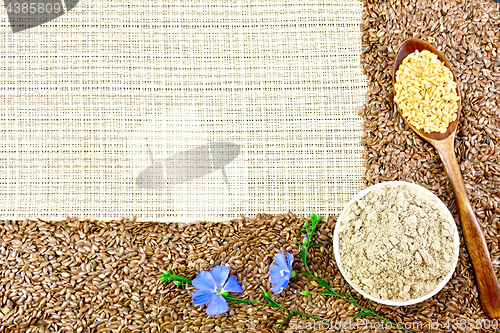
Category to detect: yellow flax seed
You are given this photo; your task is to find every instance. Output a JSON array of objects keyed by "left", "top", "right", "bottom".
[{"left": 394, "top": 50, "right": 460, "bottom": 133}]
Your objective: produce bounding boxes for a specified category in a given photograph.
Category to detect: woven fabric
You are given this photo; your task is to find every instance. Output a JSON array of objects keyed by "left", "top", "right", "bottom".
[{"left": 0, "top": 0, "right": 367, "bottom": 223}]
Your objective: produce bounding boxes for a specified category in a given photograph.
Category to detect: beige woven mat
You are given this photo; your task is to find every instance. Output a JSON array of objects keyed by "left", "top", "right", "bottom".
[{"left": 0, "top": 0, "right": 367, "bottom": 223}]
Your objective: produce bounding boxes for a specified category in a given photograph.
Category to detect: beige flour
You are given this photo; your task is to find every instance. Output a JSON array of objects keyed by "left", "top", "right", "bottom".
[{"left": 338, "top": 183, "right": 457, "bottom": 302}]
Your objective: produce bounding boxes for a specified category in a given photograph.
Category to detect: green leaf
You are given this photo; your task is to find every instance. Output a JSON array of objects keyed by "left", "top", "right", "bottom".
[
  {"left": 159, "top": 270, "right": 192, "bottom": 285},
  {"left": 223, "top": 294, "right": 238, "bottom": 301},
  {"left": 159, "top": 272, "right": 177, "bottom": 283},
  {"left": 313, "top": 276, "right": 334, "bottom": 292},
  {"left": 321, "top": 291, "right": 342, "bottom": 298},
  {"left": 310, "top": 213, "right": 321, "bottom": 226},
  {"left": 298, "top": 243, "right": 308, "bottom": 267},
  {"left": 298, "top": 229, "right": 308, "bottom": 234},
  {"left": 277, "top": 313, "right": 296, "bottom": 331},
  {"left": 159, "top": 270, "right": 170, "bottom": 281},
  {"left": 353, "top": 312, "right": 375, "bottom": 320},
  {"left": 368, "top": 300, "right": 374, "bottom": 312},
  {"left": 309, "top": 242, "right": 325, "bottom": 249},
  {"left": 347, "top": 288, "right": 359, "bottom": 306},
  {"left": 228, "top": 299, "right": 251, "bottom": 305},
  {"left": 262, "top": 291, "right": 281, "bottom": 308},
  {"left": 176, "top": 274, "right": 192, "bottom": 284}
]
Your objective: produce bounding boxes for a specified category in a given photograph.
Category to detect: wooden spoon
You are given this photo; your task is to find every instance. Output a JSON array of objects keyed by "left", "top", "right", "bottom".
[{"left": 392, "top": 38, "right": 500, "bottom": 319}]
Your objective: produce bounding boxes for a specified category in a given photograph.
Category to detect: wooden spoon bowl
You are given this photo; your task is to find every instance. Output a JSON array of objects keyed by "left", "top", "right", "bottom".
[
  {"left": 392, "top": 38, "right": 460, "bottom": 143},
  {"left": 392, "top": 38, "right": 500, "bottom": 319}
]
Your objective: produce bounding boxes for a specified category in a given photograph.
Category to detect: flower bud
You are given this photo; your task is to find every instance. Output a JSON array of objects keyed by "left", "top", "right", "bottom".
[
  {"left": 300, "top": 291, "right": 311, "bottom": 296},
  {"left": 173, "top": 280, "right": 182, "bottom": 286}
]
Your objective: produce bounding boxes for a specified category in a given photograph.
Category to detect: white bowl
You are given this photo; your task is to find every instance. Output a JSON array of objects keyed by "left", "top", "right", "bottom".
[{"left": 333, "top": 181, "right": 460, "bottom": 306}]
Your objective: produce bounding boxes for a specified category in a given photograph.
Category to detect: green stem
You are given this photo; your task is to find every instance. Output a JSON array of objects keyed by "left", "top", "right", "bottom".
[
  {"left": 172, "top": 275, "right": 192, "bottom": 285},
  {"left": 298, "top": 214, "right": 414, "bottom": 333},
  {"left": 223, "top": 295, "right": 326, "bottom": 323},
  {"left": 303, "top": 287, "right": 412, "bottom": 333},
  {"left": 226, "top": 298, "right": 270, "bottom": 307},
  {"left": 160, "top": 269, "right": 326, "bottom": 330},
  {"left": 289, "top": 311, "right": 325, "bottom": 322},
  {"left": 160, "top": 271, "right": 192, "bottom": 285},
  {"left": 306, "top": 277, "right": 412, "bottom": 332}
]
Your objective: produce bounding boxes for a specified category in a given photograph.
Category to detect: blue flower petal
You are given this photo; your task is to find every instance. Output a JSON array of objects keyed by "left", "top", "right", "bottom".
[
  {"left": 270, "top": 252, "right": 294, "bottom": 294},
  {"left": 192, "top": 289, "right": 213, "bottom": 306},
  {"left": 270, "top": 264, "right": 291, "bottom": 277},
  {"left": 270, "top": 265, "right": 291, "bottom": 291},
  {"left": 206, "top": 294, "right": 229, "bottom": 315},
  {"left": 274, "top": 251, "right": 288, "bottom": 269},
  {"left": 272, "top": 284, "right": 284, "bottom": 294},
  {"left": 271, "top": 275, "right": 290, "bottom": 289},
  {"left": 286, "top": 252, "right": 294, "bottom": 270},
  {"left": 223, "top": 275, "right": 243, "bottom": 293},
  {"left": 269, "top": 265, "right": 288, "bottom": 285},
  {"left": 272, "top": 278, "right": 290, "bottom": 294},
  {"left": 192, "top": 271, "right": 216, "bottom": 291},
  {"left": 209, "top": 266, "right": 231, "bottom": 289}
]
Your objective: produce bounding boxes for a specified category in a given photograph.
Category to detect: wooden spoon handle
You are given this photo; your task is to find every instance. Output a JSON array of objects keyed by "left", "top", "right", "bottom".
[{"left": 434, "top": 138, "right": 500, "bottom": 318}]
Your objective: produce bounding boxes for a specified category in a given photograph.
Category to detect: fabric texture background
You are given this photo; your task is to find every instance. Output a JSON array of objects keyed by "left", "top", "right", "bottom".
[{"left": 0, "top": 0, "right": 367, "bottom": 222}]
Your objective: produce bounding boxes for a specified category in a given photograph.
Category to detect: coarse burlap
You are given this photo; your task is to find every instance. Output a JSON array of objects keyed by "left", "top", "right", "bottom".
[{"left": 0, "top": 0, "right": 367, "bottom": 223}]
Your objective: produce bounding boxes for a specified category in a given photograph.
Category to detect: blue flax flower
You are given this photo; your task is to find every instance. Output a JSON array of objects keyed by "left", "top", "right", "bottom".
[
  {"left": 191, "top": 266, "right": 243, "bottom": 315},
  {"left": 269, "top": 251, "right": 294, "bottom": 294}
]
